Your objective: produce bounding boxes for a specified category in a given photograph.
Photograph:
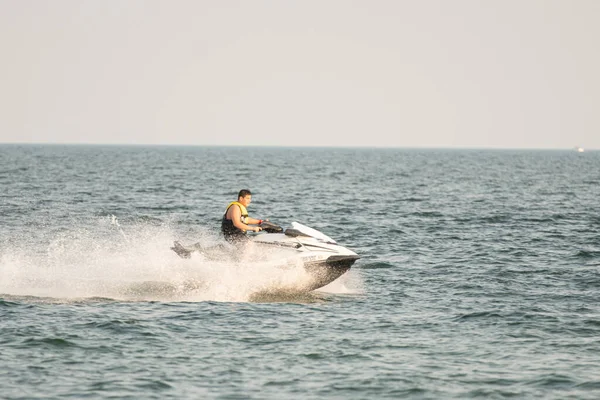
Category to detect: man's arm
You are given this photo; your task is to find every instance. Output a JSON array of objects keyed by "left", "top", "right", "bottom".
[
  {"left": 246, "top": 217, "right": 264, "bottom": 225},
  {"left": 231, "top": 206, "right": 261, "bottom": 232}
]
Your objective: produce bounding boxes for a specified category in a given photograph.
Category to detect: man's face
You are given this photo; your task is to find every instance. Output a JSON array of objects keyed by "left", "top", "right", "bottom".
[{"left": 239, "top": 195, "right": 252, "bottom": 207}]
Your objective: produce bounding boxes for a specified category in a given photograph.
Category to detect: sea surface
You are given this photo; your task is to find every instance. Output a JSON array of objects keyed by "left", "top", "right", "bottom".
[{"left": 1, "top": 144, "right": 600, "bottom": 399}]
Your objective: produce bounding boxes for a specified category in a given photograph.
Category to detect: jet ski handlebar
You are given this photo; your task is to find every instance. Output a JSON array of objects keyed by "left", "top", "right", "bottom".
[
  {"left": 259, "top": 220, "right": 283, "bottom": 233},
  {"left": 256, "top": 221, "right": 318, "bottom": 239}
]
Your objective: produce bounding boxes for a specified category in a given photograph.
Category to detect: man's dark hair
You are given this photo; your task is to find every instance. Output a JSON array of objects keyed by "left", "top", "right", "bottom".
[{"left": 238, "top": 189, "right": 252, "bottom": 199}]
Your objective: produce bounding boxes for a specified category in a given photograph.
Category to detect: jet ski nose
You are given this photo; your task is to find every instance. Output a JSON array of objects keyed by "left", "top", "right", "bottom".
[{"left": 326, "top": 255, "right": 360, "bottom": 269}]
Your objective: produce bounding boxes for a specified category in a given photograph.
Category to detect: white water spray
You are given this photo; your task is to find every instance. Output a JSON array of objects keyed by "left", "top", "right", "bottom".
[{"left": 0, "top": 217, "right": 361, "bottom": 302}]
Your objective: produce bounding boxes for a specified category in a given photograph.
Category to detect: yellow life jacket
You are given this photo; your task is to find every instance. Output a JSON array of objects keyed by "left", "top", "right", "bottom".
[{"left": 225, "top": 201, "right": 249, "bottom": 223}]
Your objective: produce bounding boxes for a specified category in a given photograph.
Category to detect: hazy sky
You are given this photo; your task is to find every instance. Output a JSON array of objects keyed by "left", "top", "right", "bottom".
[{"left": 1, "top": 0, "right": 599, "bottom": 149}]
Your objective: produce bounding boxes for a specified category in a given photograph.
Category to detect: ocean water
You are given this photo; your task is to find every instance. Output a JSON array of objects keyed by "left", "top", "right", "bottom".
[{"left": 1, "top": 144, "right": 600, "bottom": 399}]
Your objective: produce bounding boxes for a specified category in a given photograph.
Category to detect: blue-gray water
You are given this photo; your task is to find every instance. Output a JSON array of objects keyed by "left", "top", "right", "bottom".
[{"left": 1, "top": 145, "right": 600, "bottom": 399}]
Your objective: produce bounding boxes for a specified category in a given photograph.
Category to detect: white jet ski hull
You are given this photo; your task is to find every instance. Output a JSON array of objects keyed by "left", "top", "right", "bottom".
[{"left": 171, "top": 222, "right": 360, "bottom": 292}]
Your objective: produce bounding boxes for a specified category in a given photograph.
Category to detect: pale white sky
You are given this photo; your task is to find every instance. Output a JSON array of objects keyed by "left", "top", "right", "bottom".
[{"left": 1, "top": 0, "right": 598, "bottom": 149}]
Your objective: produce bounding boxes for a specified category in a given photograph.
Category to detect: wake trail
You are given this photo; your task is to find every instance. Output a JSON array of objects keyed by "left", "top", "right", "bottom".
[{"left": 0, "top": 216, "right": 362, "bottom": 302}]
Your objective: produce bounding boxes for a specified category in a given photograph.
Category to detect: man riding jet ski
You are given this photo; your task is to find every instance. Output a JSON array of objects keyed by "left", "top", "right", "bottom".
[{"left": 171, "top": 220, "right": 360, "bottom": 292}]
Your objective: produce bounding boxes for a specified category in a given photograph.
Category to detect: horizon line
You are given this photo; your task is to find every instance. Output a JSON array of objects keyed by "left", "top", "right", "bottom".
[{"left": 0, "top": 142, "right": 596, "bottom": 151}]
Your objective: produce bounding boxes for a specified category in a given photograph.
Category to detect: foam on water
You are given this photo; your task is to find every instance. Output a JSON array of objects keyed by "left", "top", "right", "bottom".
[{"left": 0, "top": 216, "right": 361, "bottom": 302}]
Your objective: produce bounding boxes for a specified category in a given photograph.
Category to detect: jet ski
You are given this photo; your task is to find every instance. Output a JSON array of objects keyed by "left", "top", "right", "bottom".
[{"left": 171, "top": 221, "right": 360, "bottom": 292}]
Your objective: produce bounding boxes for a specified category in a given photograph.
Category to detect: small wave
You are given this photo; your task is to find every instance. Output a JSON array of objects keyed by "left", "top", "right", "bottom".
[
  {"left": 359, "top": 261, "right": 394, "bottom": 270},
  {"left": 574, "top": 249, "right": 600, "bottom": 259},
  {"left": 445, "top": 235, "right": 465, "bottom": 240},
  {"left": 135, "top": 379, "right": 173, "bottom": 390},
  {"left": 479, "top": 215, "right": 512, "bottom": 223},
  {"left": 576, "top": 381, "right": 600, "bottom": 389},
  {"left": 583, "top": 319, "right": 600, "bottom": 328},
  {"left": 412, "top": 211, "right": 444, "bottom": 218},
  {"left": 81, "top": 319, "right": 140, "bottom": 329},
  {"left": 0, "top": 166, "right": 29, "bottom": 174},
  {"left": 387, "top": 388, "right": 427, "bottom": 396},
  {"left": 401, "top": 197, "right": 425, "bottom": 202},
  {"left": 388, "top": 228, "right": 406, "bottom": 234},
  {"left": 21, "top": 337, "right": 78, "bottom": 349},
  {"left": 572, "top": 277, "right": 600, "bottom": 289},
  {"left": 329, "top": 171, "right": 346, "bottom": 177},
  {"left": 549, "top": 213, "right": 578, "bottom": 221},
  {"left": 302, "top": 352, "right": 325, "bottom": 360},
  {"left": 78, "top": 296, "right": 119, "bottom": 303},
  {"left": 453, "top": 310, "right": 503, "bottom": 321},
  {"left": 0, "top": 298, "right": 20, "bottom": 308},
  {"left": 518, "top": 217, "right": 556, "bottom": 223},
  {"left": 525, "top": 373, "right": 577, "bottom": 389},
  {"left": 89, "top": 380, "right": 131, "bottom": 391},
  {"left": 465, "top": 388, "right": 522, "bottom": 398}
]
